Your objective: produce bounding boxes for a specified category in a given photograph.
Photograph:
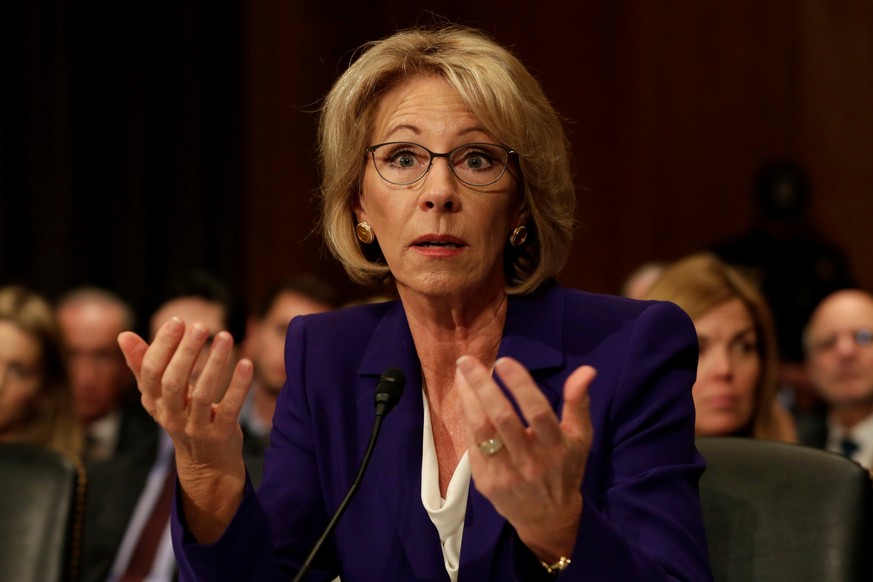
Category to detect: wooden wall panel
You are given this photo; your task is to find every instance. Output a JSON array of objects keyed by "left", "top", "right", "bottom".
[{"left": 242, "top": 2, "right": 873, "bottom": 306}]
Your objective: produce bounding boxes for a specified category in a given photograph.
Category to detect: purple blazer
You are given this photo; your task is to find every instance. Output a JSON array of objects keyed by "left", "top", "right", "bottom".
[{"left": 174, "top": 283, "right": 713, "bottom": 581}]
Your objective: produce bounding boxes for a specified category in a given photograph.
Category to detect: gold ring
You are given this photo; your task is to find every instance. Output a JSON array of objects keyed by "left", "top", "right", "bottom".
[{"left": 478, "top": 436, "right": 504, "bottom": 457}]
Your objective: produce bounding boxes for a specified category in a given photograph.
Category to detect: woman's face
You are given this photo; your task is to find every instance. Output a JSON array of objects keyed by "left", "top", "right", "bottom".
[
  {"left": 691, "top": 298, "right": 761, "bottom": 436},
  {"left": 0, "top": 321, "right": 44, "bottom": 434},
  {"left": 356, "top": 75, "right": 525, "bottom": 302}
]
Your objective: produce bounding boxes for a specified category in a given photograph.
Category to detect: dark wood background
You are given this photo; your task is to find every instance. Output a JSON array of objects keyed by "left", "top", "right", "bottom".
[{"left": 3, "top": 1, "right": 871, "bottom": 328}]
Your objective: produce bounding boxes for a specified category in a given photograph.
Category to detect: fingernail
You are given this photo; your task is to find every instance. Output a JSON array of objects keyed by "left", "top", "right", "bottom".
[
  {"left": 456, "top": 356, "right": 476, "bottom": 377},
  {"left": 212, "top": 331, "right": 231, "bottom": 350},
  {"left": 191, "top": 323, "right": 208, "bottom": 341},
  {"left": 167, "top": 317, "right": 183, "bottom": 333}
]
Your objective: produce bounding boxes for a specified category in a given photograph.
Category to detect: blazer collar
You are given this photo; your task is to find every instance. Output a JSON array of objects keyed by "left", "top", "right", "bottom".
[{"left": 358, "top": 284, "right": 567, "bottom": 380}]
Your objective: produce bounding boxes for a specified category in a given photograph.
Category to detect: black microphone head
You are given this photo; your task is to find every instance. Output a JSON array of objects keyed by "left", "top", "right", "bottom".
[{"left": 374, "top": 367, "right": 406, "bottom": 416}]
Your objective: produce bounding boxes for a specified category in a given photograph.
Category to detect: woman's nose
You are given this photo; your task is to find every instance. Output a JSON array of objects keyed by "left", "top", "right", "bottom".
[
  {"left": 707, "top": 348, "right": 733, "bottom": 379},
  {"left": 420, "top": 158, "right": 460, "bottom": 211}
]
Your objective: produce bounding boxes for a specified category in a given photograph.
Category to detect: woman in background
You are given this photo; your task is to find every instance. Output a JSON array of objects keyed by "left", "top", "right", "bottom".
[
  {"left": 644, "top": 253, "right": 797, "bottom": 442},
  {"left": 0, "top": 285, "right": 82, "bottom": 458}
]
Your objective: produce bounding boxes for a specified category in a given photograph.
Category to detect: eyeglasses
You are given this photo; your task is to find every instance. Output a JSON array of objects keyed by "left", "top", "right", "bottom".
[
  {"left": 809, "top": 328, "right": 873, "bottom": 354},
  {"left": 366, "top": 142, "right": 516, "bottom": 187}
]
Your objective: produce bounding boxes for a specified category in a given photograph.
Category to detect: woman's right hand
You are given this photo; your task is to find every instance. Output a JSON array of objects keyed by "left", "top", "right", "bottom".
[{"left": 117, "top": 316, "right": 254, "bottom": 542}]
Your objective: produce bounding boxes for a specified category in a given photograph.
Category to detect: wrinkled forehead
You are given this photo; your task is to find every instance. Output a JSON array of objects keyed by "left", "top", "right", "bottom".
[{"left": 369, "top": 75, "right": 490, "bottom": 144}]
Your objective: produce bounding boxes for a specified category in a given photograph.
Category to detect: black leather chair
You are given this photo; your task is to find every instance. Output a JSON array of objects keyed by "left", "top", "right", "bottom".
[
  {"left": 0, "top": 443, "right": 85, "bottom": 582},
  {"left": 697, "top": 437, "right": 873, "bottom": 582}
]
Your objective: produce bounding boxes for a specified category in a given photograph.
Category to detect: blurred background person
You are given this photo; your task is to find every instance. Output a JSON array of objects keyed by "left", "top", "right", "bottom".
[
  {"left": 644, "top": 253, "right": 796, "bottom": 442},
  {"left": 56, "top": 286, "right": 156, "bottom": 465},
  {"left": 241, "top": 274, "right": 337, "bottom": 446},
  {"left": 620, "top": 261, "right": 665, "bottom": 300},
  {"left": 801, "top": 289, "right": 873, "bottom": 470},
  {"left": 0, "top": 285, "right": 82, "bottom": 459}
]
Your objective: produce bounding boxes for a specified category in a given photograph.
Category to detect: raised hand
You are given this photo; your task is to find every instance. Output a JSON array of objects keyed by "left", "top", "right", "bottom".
[
  {"left": 455, "top": 356, "right": 596, "bottom": 564},
  {"left": 117, "top": 316, "right": 254, "bottom": 542}
]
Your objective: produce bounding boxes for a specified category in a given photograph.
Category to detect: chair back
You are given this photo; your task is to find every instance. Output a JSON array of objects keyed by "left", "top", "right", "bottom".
[
  {"left": 697, "top": 437, "right": 873, "bottom": 582},
  {"left": 0, "top": 443, "right": 84, "bottom": 582}
]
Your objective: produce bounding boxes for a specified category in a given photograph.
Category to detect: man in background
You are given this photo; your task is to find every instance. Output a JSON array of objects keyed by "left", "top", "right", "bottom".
[
  {"left": 241, "top": 274, "right": 337, "bottom": 445},
  {"left": 56, "top": 287, "right": 157, "bottom": 465},
  {"left": 801, "top": 289, "right": 873, "bottom": 470}
]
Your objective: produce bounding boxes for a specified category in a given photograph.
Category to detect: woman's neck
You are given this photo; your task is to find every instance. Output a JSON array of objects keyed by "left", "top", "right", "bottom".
[
  {"left": 399, "top": 282, "right": 510, "bottom": 495},
  {"left": 399, "top": 282, "right": 508, "bottom": 398}
]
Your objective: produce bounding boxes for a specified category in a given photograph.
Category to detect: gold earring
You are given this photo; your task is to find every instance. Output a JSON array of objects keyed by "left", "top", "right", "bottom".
[
  {"left": 509, "top": 225, "right": 528, "bottom": 247},
  {"left": 356, "top": 222, "right": 375, "bottom": 244}
]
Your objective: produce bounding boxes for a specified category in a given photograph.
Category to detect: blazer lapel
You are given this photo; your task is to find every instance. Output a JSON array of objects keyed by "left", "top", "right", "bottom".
[{"left": 357, "top": 302, "right": 448, "bottom": 580}]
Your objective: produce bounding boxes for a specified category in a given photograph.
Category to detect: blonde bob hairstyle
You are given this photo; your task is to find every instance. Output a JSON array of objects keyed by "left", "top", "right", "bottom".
[
  {"left": 643, "top": 253, "right": 792, "bottom": 442},
  {"left": 319, "top": 25, "right": 575, "bottom": 294}
]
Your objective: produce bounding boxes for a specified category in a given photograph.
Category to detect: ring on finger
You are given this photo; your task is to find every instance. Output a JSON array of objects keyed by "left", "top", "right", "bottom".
[{"left": 478, "top": 435, "right": 505, "bottom": 457}]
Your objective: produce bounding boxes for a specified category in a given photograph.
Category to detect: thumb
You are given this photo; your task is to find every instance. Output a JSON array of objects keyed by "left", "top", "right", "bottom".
[{"left": 117, "top": 331, "right": 149, "bottom": 381}]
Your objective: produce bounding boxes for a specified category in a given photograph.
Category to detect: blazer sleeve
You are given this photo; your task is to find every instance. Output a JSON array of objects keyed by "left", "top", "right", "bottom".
[
  {"left": 171, "top": 316, "right": 338, "bottom": 581},
  {"left": 510, "top": 300, "right": 712, "bottom": 582}
]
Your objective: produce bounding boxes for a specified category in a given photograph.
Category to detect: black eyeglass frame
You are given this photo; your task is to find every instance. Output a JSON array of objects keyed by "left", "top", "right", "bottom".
[
  {"left": 809, "top": 328, "right": 873, "bottom": 353},
  {"left": 365, "top": 142, "right": 517, "bottom": 187}
]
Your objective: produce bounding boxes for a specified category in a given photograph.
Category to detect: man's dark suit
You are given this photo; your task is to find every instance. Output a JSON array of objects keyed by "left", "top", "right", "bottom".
[{"left": 80, "top": 400, "right": 266, "bottom": 582}]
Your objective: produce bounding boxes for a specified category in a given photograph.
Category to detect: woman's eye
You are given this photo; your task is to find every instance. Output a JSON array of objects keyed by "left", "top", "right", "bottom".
[
  {"left": 458, "top": 150, "right": 493, "bottom": 170},
  {"left": 734, "top": 341, "right": 757, "bottom": 355},
  {"left": 7, "top": 363, "right": 36, "bottom": 381},
  {"left": 385, "top": 148, "right": 423, "bottom": 168},
  {"left": 392, "top": 153, "right": 415, "bottom": 167}
]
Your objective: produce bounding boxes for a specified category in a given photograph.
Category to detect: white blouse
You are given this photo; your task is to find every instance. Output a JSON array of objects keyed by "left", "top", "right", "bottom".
[{"left": 421, "top": 389, "right": 471, "bottom": 582}]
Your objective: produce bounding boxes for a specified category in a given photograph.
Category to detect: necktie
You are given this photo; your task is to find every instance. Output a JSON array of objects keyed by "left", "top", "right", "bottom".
[
  {"left": 839, "top": 437, "right": 860, "bottom": 459},
  {"left": 119, "top": 463, "right": 176, "bottom": 582}
]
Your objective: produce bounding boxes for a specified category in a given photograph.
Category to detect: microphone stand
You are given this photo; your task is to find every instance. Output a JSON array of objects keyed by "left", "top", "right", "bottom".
[{"left": 292, "top": 369, "right": 405, "bottom": 582}]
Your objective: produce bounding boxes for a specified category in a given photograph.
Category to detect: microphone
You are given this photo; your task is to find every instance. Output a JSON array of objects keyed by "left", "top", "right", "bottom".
[
  {"left": 374, "top": 367, "right": 405, "bottom": 417},
  {"left": 292, "top": 368, "right": 406, "bottom": 582}
]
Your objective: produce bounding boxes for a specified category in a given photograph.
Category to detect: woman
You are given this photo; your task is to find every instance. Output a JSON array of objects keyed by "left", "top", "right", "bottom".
[
  {"left": 119, "top": 26, "right": 711, "bottom": 580},
  {"left": 644, "top": 253, "right": 797, "bottom": 442},
  {"left": 0, "top": 285, "right": 82, "bottom": 458}
]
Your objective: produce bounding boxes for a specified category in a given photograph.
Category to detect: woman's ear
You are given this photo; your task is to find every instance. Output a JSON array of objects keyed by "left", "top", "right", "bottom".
[
  {"left": 353, "top": 191, "right": 366, "bottom": 223},
  {"left": 513, "top": 206, "right": 531, "bottom": 228}
]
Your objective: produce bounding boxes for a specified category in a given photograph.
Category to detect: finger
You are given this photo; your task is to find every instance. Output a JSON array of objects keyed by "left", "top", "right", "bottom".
[
  {"left": 493, "top": 357, "right": 562, "bottom": 446},
  {"left": 189, "top": 331, "right": 235, "bottom": 425},
  {"left": 560, "top": 365, "right": 596, "bottom": 441},
  {"left": 161, "top": 322, "right": 211, "bottom": 414},
  {"left": 456, "top": 356, "right": 526, "bottom": 453},
  {"left": 213, "top": 358, "right": 254, "bottom": 426},
  {"left": 139, "top": 317, "right": 186, "bottom": 401},
  {"left": 118, "top": 331, "right": 149, "bottom": 384},
  {"left": 454, "top": 356, "right": 493, "bottom": 444}
]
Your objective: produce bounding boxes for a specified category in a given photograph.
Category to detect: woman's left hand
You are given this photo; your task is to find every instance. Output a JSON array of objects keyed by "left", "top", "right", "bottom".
[{"left": 455, "top": 356, "right": 596, "bottom": 564}]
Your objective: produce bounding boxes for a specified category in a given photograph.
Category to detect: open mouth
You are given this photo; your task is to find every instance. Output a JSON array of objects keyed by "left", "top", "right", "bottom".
[{"left": 415, "top": 241, "right": 463, "bottom": 248}]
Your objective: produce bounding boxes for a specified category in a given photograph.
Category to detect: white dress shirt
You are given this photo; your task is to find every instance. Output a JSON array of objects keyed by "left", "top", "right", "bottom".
[
  {"left": 826, "top": 412, "right": 873, "bottom": 470},
  {"left": 421, "top": 389, "right": 471, "bottom": 582}
]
